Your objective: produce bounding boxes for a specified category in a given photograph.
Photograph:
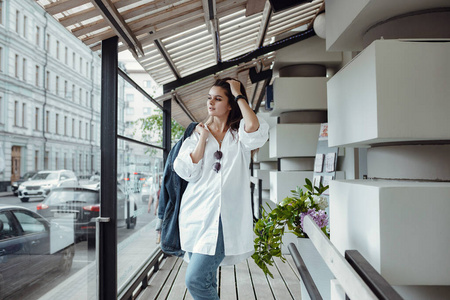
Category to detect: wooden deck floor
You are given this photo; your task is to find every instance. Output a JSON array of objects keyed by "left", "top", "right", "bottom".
[{"left": 137, "top": 255, "right": 302, "bottom": 300}]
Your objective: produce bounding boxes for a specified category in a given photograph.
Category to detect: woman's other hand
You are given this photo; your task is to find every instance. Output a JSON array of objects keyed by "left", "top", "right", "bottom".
[{"left": 195, "top": 122, "right": 208, "bottom": 139}]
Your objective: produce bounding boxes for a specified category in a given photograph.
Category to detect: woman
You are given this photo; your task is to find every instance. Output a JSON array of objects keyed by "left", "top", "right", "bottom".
[{"left": 173, "top": 78, "right": 269, "bottom": 299}]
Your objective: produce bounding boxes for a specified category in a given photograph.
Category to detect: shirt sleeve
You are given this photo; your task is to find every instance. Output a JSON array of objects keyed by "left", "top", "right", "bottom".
[
  {"left": 173, "top": 133, "right": 203, "bottom": 182},
  {"left": 239, "top": 116, "right": 269, "bottom": 151}
]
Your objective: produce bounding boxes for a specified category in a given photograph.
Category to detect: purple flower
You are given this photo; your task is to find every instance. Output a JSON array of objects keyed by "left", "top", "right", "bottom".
[{"left": 300, "top": 208, "right": 329, "bottom": 231}]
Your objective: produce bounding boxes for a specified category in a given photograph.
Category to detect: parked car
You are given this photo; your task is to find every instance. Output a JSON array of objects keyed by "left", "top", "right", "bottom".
[
  {"left": 18, "top": 170, "right": 78, "bottom": 203},
  {"left": 81, "top": 175, "right": 100, "bottom": 190},
  {"left": 10, "top": 171, "right": 38, "bottom": 196},
  {"left": 0, "top": 205, "right": 75, "bottom": 298},
  {"left": 37, "top": 186, "right": 138, "bottom": 242}
]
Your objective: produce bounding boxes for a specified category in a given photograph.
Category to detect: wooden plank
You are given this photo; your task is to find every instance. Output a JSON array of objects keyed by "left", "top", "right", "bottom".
[
  {"left": 167, "top": 260, "right": 189, "bottom": 300},
  {"left": 235, "top": 260, "right": 256, "bottom": 300},
  {"left": 185, "top": 289, "right": 194, "bottom": 300},
  {"left": 154, "top": 258, "right": 184, "bottom": 300},
  {"left": 245, "top": 0, "right": 266, "bottom": 17},
  {"left": 45, "top": 0, "right": 90, "bottom": 15},
  {"left": 59, "top": 7, "right": 99, "bottom": 27},
  {"left": 303, "top": 216, "right": 378, "bottom": 299},
  {"left": 120, "top": 0, "right": 181, "bottom": 20},
  {"left": 220, "top": 265, "right": 237, "bottom": 300},
  {"left": 274, "top": 257, "right": 302, "bottom": 300},
  {"left": 247, "top": 258, "right": 274, "bottom": 300},
  {"left": 266, "top": 261, "right": 294, "bottom": 300},
  {"left": 137, "top": 256, "right": 179, "bottom": 300}
]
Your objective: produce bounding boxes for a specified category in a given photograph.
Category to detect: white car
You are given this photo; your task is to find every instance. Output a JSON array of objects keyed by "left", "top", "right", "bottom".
[{"left": 18, "top": 170, "right": 79, "bottom": 202}]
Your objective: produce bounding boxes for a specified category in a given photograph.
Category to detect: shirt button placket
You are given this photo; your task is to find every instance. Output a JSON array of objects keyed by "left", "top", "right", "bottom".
[{"left": 218, "top": 159, "right": 222, "bottom": 225}]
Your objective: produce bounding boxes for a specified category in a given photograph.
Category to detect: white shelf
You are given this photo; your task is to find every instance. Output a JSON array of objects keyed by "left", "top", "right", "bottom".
[
  {"left": 325, "top": 0, "right": 449, "bottom": 51},
  {"left": 254, "top": 143, "right": 276, "bottom": 162},
  {"left": 253, "top": 169, "right": 271, "bottom": 190},
  {"left": 274, "top": 35, "right": 342, "bottom": 70},
  {"left": 270, "top": 77, "right": 328, "bottom": 116},
  {"left": 270, "top": 124, "right": 321, "bottom": 158},
  {"left": 327, "top": 40, "right": 450, "bottom": 147},
  {"left": 330, "top": 179, "right": 450, "bottom": 285},
  {"left": 280, "top": 157, "right": 314, "bottom": 171},
  {"left": 270, "top": 171, "right": 344, "bottom": 203},
  {"left": 270, "top": 171, "right": 313, "bottom": 203}
]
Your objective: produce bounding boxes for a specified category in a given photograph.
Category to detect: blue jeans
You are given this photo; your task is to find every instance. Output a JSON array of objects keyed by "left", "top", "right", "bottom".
[{"left": 185, "top": 221, "right": 225, "bottom": 300}]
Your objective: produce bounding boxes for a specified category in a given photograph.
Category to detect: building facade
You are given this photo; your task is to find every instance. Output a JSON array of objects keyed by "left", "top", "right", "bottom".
[{"left": 0, "top": 0, "right": 108, "bottom": 190}]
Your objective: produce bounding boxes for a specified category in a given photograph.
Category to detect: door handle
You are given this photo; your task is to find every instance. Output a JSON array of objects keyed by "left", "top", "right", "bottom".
[{"left": 95, "top": 217, "right": 110, "bottom": 223}]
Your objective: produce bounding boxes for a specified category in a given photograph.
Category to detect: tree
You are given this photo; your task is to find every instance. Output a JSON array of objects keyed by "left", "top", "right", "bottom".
[{"left": 133, "top": 111, "right": 185, "bottom": 148}]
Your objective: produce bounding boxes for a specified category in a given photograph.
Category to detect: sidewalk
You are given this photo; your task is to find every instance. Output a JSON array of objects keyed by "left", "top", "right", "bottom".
[{"left": 0, "top": 191, "right": 13, "bottom": 197}]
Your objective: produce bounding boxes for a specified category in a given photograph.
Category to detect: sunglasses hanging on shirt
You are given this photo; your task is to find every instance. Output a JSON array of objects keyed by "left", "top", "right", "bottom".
[{"left": 213, "top": 150, "right": 223, "bottom": 173}]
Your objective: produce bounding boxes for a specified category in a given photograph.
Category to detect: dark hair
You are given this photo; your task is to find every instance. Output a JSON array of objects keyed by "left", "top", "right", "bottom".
[{"left": 209, "top": 77, "right": 248, "bottom": 132}]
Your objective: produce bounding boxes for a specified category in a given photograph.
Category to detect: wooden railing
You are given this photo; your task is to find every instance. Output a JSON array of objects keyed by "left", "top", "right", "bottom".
[{"left": 288, "top": 215, "right": 404, "bottom": 300}]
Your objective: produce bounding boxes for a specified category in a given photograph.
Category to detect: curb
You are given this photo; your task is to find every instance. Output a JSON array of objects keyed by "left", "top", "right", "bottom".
[{"left": 0, "top": 193, "right": 14, "bottom": 197}]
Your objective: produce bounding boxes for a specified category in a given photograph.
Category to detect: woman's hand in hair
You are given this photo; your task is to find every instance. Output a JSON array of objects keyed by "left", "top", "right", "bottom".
[
  {"left": 226, "top": 79, "right": 259, "bottom": 133},
  {"left": 226, "top": 79, "right": 242, "bottom": 98}
]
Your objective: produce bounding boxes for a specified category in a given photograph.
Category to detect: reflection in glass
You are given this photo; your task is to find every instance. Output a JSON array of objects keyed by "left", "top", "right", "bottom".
[
  {"left": 0, "top": 208, "right": 75, "bottom": 299},
  {"left": 0, "top": 1, "right": 102, "bottom": 297},
  {"left": 118, "top": 81, "right": 164, "bottom": 148},
  {"left": 117, "top": 140, "right": 163, "bottom": 291}
]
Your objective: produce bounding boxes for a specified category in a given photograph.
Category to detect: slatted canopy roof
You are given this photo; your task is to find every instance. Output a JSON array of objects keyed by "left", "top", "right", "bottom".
[{"left": 35, "top": 0, "right": 324, "bottom": 127}]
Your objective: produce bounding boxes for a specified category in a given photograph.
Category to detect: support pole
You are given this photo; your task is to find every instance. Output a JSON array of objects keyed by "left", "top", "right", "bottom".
[
  {"left": 99, "top": 36, "right": 118, "bottom": 300},
  {"left": 163, "top": 99, "right": 172, "bottom": 164}
]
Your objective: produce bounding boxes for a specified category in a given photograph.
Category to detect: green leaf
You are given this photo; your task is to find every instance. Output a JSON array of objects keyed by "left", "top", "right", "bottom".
[{"left": 305, "top": 178, "right": 312, "bottom": 188}]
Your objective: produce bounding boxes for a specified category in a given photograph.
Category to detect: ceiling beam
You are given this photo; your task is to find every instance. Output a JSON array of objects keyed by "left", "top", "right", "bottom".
[
  {"left": 91, "top": 0, "right": 144, "bottom": 56},
  {"left": 256, "top": 1, "right": 272, "bottom": 48},
  {"left": 154, "top": 39, "right": 181, "bottom": 79},
  {"left": 254, "top": 77, "right": 270, "bottom": 114},
  {"left": 248, "top": 61, "right": 261, "bottom": 109},
  {"left": 202, "top": 0, "right": 221, "bottom": 63},
  {"left": 163, "top": 29, "right": 316, "bottom": 93},
  {"left": 172, "top": 93, "right": 197, "bottom": 122}
]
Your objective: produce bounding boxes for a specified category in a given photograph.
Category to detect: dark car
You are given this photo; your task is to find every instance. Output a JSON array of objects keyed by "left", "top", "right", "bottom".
[
  {"left": 10, "top": 171, "right": 37, "bottom": 196},
  {"left": 0, "top": 205, "right": 75, "bottom": 298},
  {"left": 37, "top": 187, "right": 138, "bottom": 241}
]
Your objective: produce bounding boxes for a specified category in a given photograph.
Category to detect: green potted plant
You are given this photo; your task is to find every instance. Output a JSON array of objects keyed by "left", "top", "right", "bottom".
[{"left": 252, "top": 178, "right": 329, "bottom": 278}]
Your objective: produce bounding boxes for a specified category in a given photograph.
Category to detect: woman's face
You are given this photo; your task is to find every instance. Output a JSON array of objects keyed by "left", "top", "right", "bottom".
[{"left": 207, "top": 86, "right": 232, "bottom": 117}]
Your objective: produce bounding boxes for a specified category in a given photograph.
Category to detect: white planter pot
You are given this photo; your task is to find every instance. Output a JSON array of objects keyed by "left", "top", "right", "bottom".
[{"left": 297, "top": 238, "right": 335, "bottom": 300}]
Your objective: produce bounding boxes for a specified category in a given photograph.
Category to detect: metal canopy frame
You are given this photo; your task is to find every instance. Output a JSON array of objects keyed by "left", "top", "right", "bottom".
[
  {"left": 35, "top": 0, "right": 324, "bottom": 127},
  {"left": 162, "top": 28, "right": 315, "bottom": 93}
]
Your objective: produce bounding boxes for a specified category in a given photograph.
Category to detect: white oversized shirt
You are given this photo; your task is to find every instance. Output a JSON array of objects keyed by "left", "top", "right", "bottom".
[{"left": 173, "top": 117, "right": 269, "bottom": 265}]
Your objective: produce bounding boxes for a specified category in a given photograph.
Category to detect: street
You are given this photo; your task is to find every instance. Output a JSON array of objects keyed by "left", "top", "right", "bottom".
[{"left": 0, "top": 191, "right": 159, "bottom": 300}]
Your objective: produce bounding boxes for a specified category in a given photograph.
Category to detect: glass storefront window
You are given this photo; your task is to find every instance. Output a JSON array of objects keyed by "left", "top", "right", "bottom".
[
  {"left": 118, "top": 80, "right": 163, "bottom": 149},
  {"left": 116, "top": 140, "right": 163, "bottom": 291}
]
